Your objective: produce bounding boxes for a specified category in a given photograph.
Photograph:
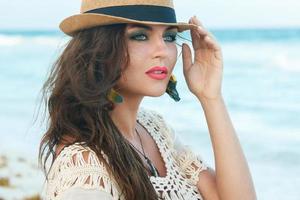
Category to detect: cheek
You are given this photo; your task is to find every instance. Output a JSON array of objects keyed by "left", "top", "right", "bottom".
[
  {"left": 127, "top": 43, "right": 149, "bottom": 69},
  {"left": 116, "top": 43, "right": 148, "bottom": 87}
]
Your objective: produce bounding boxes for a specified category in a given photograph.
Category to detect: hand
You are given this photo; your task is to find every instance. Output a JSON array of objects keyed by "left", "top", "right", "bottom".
[{"left": 182, "top": 16, "right": 224, "bottom": 101}]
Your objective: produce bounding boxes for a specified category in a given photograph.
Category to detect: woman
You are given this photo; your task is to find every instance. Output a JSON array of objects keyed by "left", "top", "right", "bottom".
[{"left": 39, "top": 0, "right": 257, "bottom": 199}]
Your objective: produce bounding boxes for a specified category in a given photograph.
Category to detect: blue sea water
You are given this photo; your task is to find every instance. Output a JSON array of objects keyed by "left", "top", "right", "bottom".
[{"left": 0, "top": 28, "right": 299, "bottom": 199}]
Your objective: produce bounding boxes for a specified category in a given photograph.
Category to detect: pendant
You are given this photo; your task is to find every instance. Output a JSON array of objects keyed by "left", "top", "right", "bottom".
[{"left": 145, "top": 157, "right": 159, "bottom": 177}]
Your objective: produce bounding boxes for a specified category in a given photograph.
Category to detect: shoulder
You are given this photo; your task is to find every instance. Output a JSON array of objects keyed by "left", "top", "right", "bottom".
[
  {"left": 50, "top": 142, "right": 109, "bottom": 173},
  {"left": 45, "top": 143, "right": 120, "bottom": 200}
]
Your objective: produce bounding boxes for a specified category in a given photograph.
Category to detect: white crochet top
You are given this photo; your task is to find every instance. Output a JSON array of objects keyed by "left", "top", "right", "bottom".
[{"left": 44, "top": 107, "right": 209, "bottom": 200}]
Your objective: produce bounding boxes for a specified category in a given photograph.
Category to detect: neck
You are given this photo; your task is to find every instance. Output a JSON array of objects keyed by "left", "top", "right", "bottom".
[{"left": 108, "top": 92, "right": 144, "bottom": 140}]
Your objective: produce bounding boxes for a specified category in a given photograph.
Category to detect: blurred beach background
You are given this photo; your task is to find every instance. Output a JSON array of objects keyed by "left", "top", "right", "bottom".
[{"left": 0, "top": 0, "right": 299, "bottom": 199}]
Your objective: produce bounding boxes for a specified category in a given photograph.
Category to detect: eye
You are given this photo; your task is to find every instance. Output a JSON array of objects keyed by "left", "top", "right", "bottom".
[
  {"left": 164, "top": 33, "right": 177, "bottom": 42},
  {"left": 129, "top": 32, "right": 148, "bottom": 41},
  {"left": 128, "top": 31, "right": 177, "bottom": 42}
]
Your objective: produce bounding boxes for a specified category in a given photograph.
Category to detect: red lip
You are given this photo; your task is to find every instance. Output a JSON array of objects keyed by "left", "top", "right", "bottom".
[{"left": 146, "top": 66, "right": 168, "bottom": 74}]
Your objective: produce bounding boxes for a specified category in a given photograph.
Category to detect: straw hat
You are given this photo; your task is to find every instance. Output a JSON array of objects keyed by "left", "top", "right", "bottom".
[{"left": 60, "top": 0, "right": 198, "bottom": 36}]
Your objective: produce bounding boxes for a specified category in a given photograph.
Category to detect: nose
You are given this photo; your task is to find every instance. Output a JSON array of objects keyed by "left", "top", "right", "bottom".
[{"left": 152, "top": 35, "right": 169, "bottom": 59}]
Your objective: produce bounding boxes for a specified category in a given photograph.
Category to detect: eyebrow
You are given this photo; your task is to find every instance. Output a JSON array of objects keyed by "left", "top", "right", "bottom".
[{"left": 127, "top": 24, "right": 178, "bottom": 31}]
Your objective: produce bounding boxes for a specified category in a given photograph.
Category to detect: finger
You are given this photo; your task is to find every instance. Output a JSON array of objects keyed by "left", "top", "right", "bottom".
[
  {"left": 198, "top": 26, "right": 217, "bottom": 42},
  {"left": 189, "top": 18, "right": 201, "bottom": 49},
  {"left": 202, "top": 36, "right": 223, "bottom": 60},
  {"left": 195, "top": 17, "right": 219, "bottom": 43},
  {"left": 193, "top": 18, "right": 221, "bottom": 51},
  {"left": 182, "top": 43, "right": 193, "bottom": 74},
  {"left": 190, "top": 16, "right": 221, "bottom": 51},
  {"left": 204, "top": 36, "right": 215, "bottom": 49},
  {"left": 190, "top": 15, "right": 205, "bottom": 27},
  {"left": 191, "top": 16, "right": 217, "bottom": 41},
  {"left": 197, "top": 26, "right": 209, "bottom": 37},
  {"left": 204, "top": 35, "right": 221, "bottom": 51},
  {"left": 189, "top": 17, "right": 206, "bottom": 49},
  {"left": 196, "top": 25, "right": 216, "bottom": 43}
]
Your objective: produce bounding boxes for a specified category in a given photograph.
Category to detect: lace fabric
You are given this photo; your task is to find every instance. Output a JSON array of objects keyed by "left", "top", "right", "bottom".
[
  {"left": 165, "top": 121, "right": 208, "bottom": 186},
  {"left": 43, "top": 107, "right": 209, "bottom": 200}
]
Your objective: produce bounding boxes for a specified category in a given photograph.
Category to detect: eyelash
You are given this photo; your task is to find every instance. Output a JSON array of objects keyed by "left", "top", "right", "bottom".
[{"left": 129, "top": 32, "right": 177, "bottom": 42}]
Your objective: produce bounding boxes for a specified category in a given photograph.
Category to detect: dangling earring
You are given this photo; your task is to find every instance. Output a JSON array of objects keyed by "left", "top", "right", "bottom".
[
  {"left": 166, "top": 74, "right": 181, "bottom": 102},
  {"left": 107, "top": 88, "right": 123, "bottom": 104}
]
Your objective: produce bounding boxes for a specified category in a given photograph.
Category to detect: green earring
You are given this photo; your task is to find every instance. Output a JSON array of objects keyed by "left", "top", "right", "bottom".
[
  {"left": 166, "top": 74, "right": 181, "bottom": 102},
  {"left": 107, "top": 88, "right": 124, "bottom": 104}
]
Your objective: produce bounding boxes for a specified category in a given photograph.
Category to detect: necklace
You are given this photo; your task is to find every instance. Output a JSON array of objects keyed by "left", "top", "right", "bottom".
[{"left": 128, "top": 127, "right": 160, "bottom": 177}]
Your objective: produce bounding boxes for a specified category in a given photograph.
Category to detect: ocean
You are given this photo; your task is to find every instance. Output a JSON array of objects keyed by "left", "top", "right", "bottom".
[{"left": 0, "top": 28, "right": 299, "bottom": 199}]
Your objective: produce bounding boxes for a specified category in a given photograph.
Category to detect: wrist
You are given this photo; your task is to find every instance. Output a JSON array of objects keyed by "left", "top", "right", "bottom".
[{"left": 197, "top": 95, "right": 224, "bottom": 107}]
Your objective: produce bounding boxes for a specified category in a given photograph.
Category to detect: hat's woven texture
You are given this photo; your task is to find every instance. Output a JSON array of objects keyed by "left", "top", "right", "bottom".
[{"left": 81, "top": 0, "right": 174, "bottom": 13}]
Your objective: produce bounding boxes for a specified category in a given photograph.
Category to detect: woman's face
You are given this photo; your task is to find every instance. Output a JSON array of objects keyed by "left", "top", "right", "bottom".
[{"left": 116, "top": 24, "right": 178, "bottom": 99}]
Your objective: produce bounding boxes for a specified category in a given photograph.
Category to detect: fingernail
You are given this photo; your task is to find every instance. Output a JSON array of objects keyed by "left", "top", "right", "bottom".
[{"left": 182, "top": 43, "right": 188, "bottom": 48}]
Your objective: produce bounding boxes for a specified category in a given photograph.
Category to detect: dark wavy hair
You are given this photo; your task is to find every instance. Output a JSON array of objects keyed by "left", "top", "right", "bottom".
[{"left": 38, "top": 24, "right": 160, "bottom": 199}]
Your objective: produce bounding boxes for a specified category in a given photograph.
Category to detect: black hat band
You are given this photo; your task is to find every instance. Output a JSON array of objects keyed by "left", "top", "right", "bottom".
[{"left": 84, "top": 5, "right": 177, "bottom": 23}]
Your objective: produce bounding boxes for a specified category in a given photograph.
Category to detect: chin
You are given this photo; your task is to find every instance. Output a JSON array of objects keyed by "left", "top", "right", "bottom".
[{"left": 146, "top": 86, "right": 167, "bottom": 97}]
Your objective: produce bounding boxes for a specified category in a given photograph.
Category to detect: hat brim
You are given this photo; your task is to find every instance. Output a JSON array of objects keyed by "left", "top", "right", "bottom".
[{"left": 60, "top": 13, "right": 198, "bottom": 37}]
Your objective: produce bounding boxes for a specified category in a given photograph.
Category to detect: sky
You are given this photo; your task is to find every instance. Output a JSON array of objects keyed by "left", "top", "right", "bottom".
[{"left": 0, "top": 0, "right": 300, "bottom": 30}]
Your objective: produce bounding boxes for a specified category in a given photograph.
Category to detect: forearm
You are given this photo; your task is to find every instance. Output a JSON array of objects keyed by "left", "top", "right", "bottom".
[{"left": 199, "top": 96, "right": 256, "bottom": 200}]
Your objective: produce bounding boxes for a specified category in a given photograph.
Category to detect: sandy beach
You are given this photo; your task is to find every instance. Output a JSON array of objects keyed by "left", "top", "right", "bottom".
[{"left": 0, "top": 153, "right": 43, "bottom": 200}]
